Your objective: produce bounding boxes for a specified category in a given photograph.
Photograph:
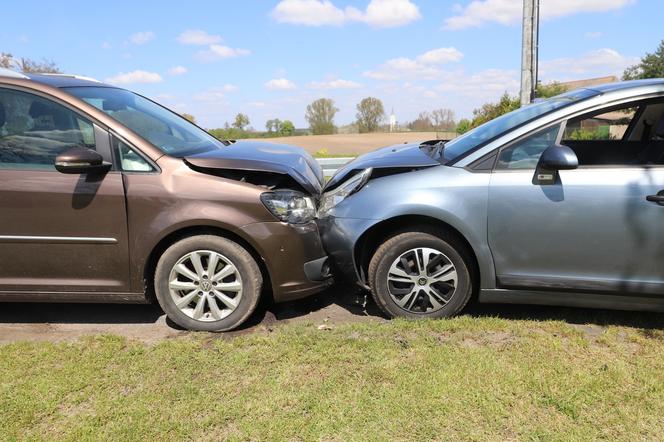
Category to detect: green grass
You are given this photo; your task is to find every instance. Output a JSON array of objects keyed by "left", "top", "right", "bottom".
[
  {"left": 313, "top": 149, "right": 358, "bottom": 158},
  {"left": 2, "top": 317, "right": 664, "bottom": 441}
]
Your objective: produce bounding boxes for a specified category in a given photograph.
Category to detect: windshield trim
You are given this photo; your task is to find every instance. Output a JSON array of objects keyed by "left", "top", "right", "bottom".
[{"left": 444, "top": 88, "right": 602, "bottom": 166}]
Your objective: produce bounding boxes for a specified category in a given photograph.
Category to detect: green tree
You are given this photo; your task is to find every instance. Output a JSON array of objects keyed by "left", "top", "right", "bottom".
[
  {"left": 280, "top": 120, "right": 295, "bottom": 136},
  {"left": 266, "top": 118, "right": 283, "bottom": 133},
  {"left": 181, "top": 113, "right": 196, "bottom": 124},
  {"left": 623, "top": 40, "right": 664, "bottom": 80},
  {"left": 355, "top": 97, "right": 385, "bottom": 133},
  {"left": 456, "top": 118, "right": 471, "bottom": 134},
  {"left": 233, "top": 113, "right": 250, "bottom": 130},
  {"left": 305, "top": 98, "right": 338, "bottom": 135},
  {"left": 536, "top": 81, "right": 568, "bottom": 99},
  {"left": 470, "top": 92, "right": 520, "bottom": 128}
]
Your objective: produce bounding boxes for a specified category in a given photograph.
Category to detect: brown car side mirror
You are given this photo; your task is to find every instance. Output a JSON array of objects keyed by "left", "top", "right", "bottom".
[{"left": 55, "top": 147, "right": 111, "bottom": 175}]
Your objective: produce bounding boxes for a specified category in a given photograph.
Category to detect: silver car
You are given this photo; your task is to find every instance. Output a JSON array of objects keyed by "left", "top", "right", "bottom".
[{"left": 318, "top": 79, "right": 664, "bottom": 319}]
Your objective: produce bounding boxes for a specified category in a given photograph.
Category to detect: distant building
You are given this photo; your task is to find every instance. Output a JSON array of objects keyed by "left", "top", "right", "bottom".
[
  {"left": 557, "top": 75, "right": 619, "bottom": 91},
  {"left": 389, "top": 108, "right": 397, "bottom": 132}
]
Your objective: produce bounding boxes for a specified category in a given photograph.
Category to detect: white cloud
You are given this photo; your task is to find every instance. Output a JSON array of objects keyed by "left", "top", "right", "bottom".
[
  {"left": 539, "top": 48, "right": 637, "bottom": 81},
  {"left": 265, "top": 78, "right": 297, "bottom": 90},
  {"left": 129, "top": 31, "right": 155, "bottom": 45},
  {"left": 444, "top": 0, "right": 634, "bottom": 30},
  {"left": 416, "top": 47, "right": 464, "bottom": 64},
  {"left": 101, "top": 41, "right": 112, "bottom": 49},
  {"left": 436, "top": 68, "right": 520, "bottom": 96},
  {"left": 307, "top": 78, "right": 362, "bottom": 89},
  {"left": 195, "top": 44, "right": 250, "bottom": 61},
  {"left": 272, "top": 0, "right": 420, "bottom": 28},
  {"left": 363, "top": 47, "right": 463, "bottom": 80},
  {"left": 194, "top": 85, "right": 238, "bottom": 102},
  {"left": 105, "top": 70, "right": 163, "bottom": 85},
  {"left": 168, "top": 66, "right": 188, "bottom": 75},
  {"left": 349, "top": 0, "right": 422, "bottom": 28},
  {"left": 177, "top": 30, "right": 222, "bottom": 45}
]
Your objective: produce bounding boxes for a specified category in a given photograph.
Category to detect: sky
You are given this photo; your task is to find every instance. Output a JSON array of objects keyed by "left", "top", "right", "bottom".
[{"left": 2, "top": 0, "right": 661, "bottom": 129}]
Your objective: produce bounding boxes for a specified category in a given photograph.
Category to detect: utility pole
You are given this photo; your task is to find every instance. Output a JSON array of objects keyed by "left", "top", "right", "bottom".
[{"left": 520, "top": 0, "right": 540, "bottom": 105}]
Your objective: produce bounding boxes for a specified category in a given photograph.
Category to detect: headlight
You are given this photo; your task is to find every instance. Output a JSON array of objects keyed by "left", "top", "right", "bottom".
[
  {"left": 318, "top": 168, "right": 372, "bottom": 215},
  {"left": 260, "top": 190, "right": 316, "bottom": 224}
]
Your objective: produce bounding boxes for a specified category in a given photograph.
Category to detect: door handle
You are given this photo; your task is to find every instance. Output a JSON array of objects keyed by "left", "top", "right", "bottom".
[{"left": 646, "top": 191, "right": 664, "bottom": 205}]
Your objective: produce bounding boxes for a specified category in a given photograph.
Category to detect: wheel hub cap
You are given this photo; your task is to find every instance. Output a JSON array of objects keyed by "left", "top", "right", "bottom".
[
  {"left": 168, "top": 250, "right": 243, "bottom": 322},
  {"left": 386, "top": 247, "right": 458, "bottom": 314}
]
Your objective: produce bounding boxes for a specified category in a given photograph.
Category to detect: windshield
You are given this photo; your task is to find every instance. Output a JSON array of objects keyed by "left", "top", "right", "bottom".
[
  {"left": 64, "top": 86, "right": 224, "bottom": 156},
  {"left": 442, "top": 88, "right": 601, "bottom": 163}
]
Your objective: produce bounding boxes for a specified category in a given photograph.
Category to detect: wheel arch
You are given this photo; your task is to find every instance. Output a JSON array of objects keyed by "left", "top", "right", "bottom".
[
  {"left": 354, "top": 214, "right": 482, "bottom": 291},
  {"left": 142, "top": 225, "right": 273, "bottom": 302}
]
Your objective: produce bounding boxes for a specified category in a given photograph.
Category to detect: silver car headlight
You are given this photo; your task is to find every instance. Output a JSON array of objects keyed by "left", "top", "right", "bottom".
[
  {"left": 261, "top": 190, "right": 316, "bottom": 224},
  {"left": 318, "top": 168, "right": 372, "bottom": 215}
]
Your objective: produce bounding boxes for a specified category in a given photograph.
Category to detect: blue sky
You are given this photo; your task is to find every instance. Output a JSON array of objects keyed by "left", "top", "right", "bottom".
[{"left": 2, "top": 0, "right": 661, "bottom": 129}]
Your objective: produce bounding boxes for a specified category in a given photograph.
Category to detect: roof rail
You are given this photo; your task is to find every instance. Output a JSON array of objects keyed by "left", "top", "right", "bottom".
[
  {"left": 40, "top": 73, "right": 101, "bottom": 83},
  {"left": 0, "top": 67, "right": 29, "bottom": 79}
]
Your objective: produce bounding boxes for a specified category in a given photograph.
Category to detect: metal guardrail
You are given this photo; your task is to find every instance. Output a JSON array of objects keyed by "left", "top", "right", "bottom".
[{"left": 315, "top": 157, "right": 355, "bottom": 177}]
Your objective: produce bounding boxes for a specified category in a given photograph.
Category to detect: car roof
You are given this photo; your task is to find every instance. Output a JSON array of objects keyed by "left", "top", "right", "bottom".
[
  {"left": 23, "top": 73, "right": 113, "bottom": 88},
  {"left": 0, "top": 68, "right": 114, "bottom": 88},
  {"left": 586, "top": 78, "right": 664, "bottom": 94}
]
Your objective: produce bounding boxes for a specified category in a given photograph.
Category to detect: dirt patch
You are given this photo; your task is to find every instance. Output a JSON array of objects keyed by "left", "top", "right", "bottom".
[{"left": 0, "top": 285, "right": 385, "bottom": 344}]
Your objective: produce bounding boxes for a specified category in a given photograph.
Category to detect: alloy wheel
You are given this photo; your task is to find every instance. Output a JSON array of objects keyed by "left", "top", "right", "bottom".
[
  {"left": 386, "top": 247, "right": 458, "bottom": 313},
  {"left": 168, "top": 250, "right": 243, "bottom": 322}
]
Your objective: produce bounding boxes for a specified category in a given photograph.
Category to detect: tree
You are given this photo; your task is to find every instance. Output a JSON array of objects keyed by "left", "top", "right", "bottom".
[
  {"left": 431, "top": 108, "right": 456, "bottom": 131},
  {"left": 409, "top": 111, "right": 433, "bottom": 131},
  {"left": 181, "top": 113, "right": 196, "bottom": 124},
  {"left": 305, "top": 98, "right": 338, "bottom": 135},
  {"left": 266, "top": 118, "right": 283, "bottom": 133},
  {"left": 536, "top": 81, "right": 568, "bottom": 99},
  {"left": 0, "top": 52, "right": 61, "bottom": 73},
  {"left": 623, "top": 40, "right": 664, "bottom": 80},
  {"left": 280, "top": 120, "right": 295, "bottom": 136},
  {"left": 470, "top": 92, "right": 520, "bottom": 128},
  {"left": 233, "top": 113, "right": 250, "bottom": 130},
  {"left": 456, "top": 118, "right": 471, "bottom": 134},
  {"left": 355, "top": 97, "right": 385, "bottom": 133}
]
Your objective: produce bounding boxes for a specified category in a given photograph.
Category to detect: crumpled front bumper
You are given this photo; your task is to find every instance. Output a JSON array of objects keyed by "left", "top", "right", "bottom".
[
  {"left": 317, "top": 215, "right": 379, "bottom": 289},
  {"left": 240, "top": 220, "right": 333, "bottom": 302}
]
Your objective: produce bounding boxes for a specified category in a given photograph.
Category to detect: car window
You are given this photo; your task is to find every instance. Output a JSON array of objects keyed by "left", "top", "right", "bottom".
[
  {"left": 496, "top": 124, "right": 561, "bottom": 170},
  {"left": 65, "top": 87, "right": 225, "bottom": 157},
  {"left": 0, "top": 88, "right": 95, "bottom": 170},
  {"left": 112, "top": 136, "right": 154, "bottom": 172},
  {"left": 563, "top": 106, "right": 638, "bottom": 141}
]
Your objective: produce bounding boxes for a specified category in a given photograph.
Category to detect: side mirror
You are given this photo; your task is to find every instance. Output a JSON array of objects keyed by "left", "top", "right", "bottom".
[
  {"left": 539, "top": 144, "right": 578, "bottom": 171},
  {"left": 534, "top": 144, "right": 578, "bottom": 185},
  {"left": 55, "top": 147, "right": 111, "bottom": 175}
]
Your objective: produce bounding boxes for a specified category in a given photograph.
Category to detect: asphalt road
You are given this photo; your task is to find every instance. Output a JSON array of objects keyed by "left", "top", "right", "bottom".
[{"left": 3, "top": 285, "right": 664, "bottom": 344}]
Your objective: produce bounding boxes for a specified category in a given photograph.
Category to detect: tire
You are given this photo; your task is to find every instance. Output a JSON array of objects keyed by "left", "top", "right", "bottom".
[
  {"left": 368, "top": 230, "right": 473, "bottom": 319},
  {"left": 154, "top": 235, "right": 262, "bottom": 331}
]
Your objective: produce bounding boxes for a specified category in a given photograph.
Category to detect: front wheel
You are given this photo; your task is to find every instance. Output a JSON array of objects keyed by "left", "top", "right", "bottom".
[
  {"left": 154, "top": 235, "right": 262, "bottom": 331},
  {"left": 368, "top": 231, "right": 473, "bottom": 319}
]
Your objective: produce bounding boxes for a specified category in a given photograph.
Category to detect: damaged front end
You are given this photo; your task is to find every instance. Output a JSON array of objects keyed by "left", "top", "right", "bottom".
[{"left": 183, "top": 140, "right": 324, "bottom": 196}]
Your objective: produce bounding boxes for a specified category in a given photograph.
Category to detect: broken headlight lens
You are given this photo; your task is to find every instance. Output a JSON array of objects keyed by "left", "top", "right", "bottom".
[
  {"left": 260, "top": 190, "right": 316, "bottom": 224},
  {"left": 318, "top": 168, "right": 372, "bottom": 216}
]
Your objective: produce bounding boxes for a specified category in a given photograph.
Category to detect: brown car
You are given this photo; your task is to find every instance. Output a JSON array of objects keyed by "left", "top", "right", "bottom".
[{"left": 0, "top": 68, "right": 331, "bottom": 331}]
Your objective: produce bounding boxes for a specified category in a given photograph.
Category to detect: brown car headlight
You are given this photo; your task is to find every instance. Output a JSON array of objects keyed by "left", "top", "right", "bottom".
[{"left": 260, "top": 190, "right": 316, "bottom": 224}]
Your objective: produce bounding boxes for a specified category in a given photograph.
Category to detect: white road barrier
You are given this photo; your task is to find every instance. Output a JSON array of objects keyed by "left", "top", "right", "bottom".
[{"left": 315, "top": 157, "right": 355, "bottom": 177}]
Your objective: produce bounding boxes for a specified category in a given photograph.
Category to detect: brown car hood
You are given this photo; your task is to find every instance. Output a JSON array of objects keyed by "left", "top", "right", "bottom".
[{"left": 184, "top": 141, "right": 324, "bottom": 195}]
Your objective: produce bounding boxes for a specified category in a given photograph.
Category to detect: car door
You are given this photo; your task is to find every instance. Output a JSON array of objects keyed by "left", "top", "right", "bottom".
[
  {"left": 0, "top": 87, "right": 130, "bottom": 294},
  {"left": 488, "top": 100, "right": 664, "bottom": 295}
]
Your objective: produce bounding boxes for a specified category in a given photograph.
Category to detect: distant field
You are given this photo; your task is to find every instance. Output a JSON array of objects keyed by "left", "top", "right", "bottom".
[{"left": 261, "top": 132, "right": 441, "bottom": 156}]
